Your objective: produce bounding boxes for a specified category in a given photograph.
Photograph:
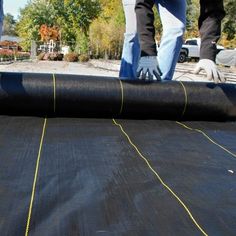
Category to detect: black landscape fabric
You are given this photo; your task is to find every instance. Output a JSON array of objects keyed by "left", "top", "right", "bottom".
[
  {"left": 0, "top": 72, "right": 236, "bottom": 120},
  {"left": 0, "top": 72, "right": 235, "bottom": 236}
]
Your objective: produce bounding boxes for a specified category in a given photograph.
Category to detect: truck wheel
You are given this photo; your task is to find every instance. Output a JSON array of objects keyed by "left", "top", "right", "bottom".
[{"left": 178, "top": 52, "right": 187, "bottom": 63}]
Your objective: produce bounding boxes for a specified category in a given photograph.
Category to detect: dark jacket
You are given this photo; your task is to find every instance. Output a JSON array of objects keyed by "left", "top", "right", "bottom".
[
  {"left": 199, "top": 0, "right": 225, "bottom": 61},
  {"left": 135, "top": 0, "right": 225, "bottom": 61}
]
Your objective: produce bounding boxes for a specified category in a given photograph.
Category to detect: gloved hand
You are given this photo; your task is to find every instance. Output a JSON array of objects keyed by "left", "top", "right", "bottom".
[
  {"left": 194, "top": 59, "right": 226, "bottom": 84},
  {"left": 137, "top": 56, "right": 162, "bottom": 81}
]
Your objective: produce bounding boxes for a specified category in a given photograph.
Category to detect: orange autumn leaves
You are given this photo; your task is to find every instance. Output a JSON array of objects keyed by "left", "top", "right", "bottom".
[{"left": 39, "top": 24, "right": 60, "bottom": 42}]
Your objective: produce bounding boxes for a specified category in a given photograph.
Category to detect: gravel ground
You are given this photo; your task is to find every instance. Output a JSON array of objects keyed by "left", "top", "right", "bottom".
[
  {"left": 0, "top": 60, "right": 119, "bottom": 77},
  {"left": 0, "top": 59, "right": 235, "bottom": 83}
]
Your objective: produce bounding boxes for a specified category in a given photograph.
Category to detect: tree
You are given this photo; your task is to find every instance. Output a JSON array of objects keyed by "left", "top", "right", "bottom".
[
  {"left": 64, "top": 0, "right": 101, "bottom": 53},
  {"left": 89, "top": 0, "right": 125, "bottom": 58},
  {"left": 64, "top": 0, "right": 101, "bottom": 36},
  {"left": 16, "top": 0, "right": 101, "bottom": 51},
  {"left": 40, "top": 24, "right": 60, "bottom": 42},
  {"left": 223, "top": 0, "right": 236, "bottom": 40},
  {"left": 16, "top": 0, "right": 57, "bottom": 50},
  {"left": 186, "top": 0, "right": 199, "bottom": 35},
  {"left": 3, "top": 13, "right": 17, "bottom": 36}
]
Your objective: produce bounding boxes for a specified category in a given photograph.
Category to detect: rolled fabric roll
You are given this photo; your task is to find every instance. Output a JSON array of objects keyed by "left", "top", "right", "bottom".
[{"left": 0, "top": 72, "right": 236, "bottom": 120}]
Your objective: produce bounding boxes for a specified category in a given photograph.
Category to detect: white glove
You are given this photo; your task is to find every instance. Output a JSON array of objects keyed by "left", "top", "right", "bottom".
[
  {"left": 137, "top": 56, "right": 162, "bottom": 81},
  {"left": 194, "top": 59, "right": 226, "bottom": 84}
]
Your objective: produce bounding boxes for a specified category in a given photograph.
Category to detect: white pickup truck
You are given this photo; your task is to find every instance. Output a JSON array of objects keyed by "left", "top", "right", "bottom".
[{"left": 178, "top": 38, "right": 224, "bottom": 63}]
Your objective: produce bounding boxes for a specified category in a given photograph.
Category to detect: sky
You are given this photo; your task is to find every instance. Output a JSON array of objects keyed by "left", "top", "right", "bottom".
[{"left": 4, "top": 0, "right": 28, "bottom": 19}]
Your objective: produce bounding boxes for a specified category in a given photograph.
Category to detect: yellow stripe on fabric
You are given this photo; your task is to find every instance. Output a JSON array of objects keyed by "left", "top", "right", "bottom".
[
  {"left": 112, "top": 119, "right": 208, "bottom": 236},
  {"left": 118, "top": 79, "right": 124, "bottom": 115},
  {"left": 25, "top": 118, "right": 47, "bottom": 236},
  {"left": 179, "top": 81, "right": 188, "bottom": 117},
  {"left": 52, "top": 74, "right": 56, "bottom": 113},
  {"left": 176, "top": 121, "right": 236, "bottom": 159}
]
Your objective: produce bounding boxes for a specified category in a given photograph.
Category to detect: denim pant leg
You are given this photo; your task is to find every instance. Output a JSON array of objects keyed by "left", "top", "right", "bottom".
[
  {"left": 0, "top": 0, "right": 3, "bottom": 38},
  {"left": 119, "top": 33, "right": 140, "bottom": 79},
  {"left": 156, "top": 0, "right": 186, "bottom": 80},
  {"left": 119, "top": 0, "right": 140, "bottom": 79}
]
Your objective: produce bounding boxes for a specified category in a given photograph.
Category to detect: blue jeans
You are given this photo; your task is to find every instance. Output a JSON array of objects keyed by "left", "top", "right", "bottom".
[
  {"left": 119, "top": 0, "right": 140, "bottom": 79},
  {"left": 120, "top": 0, "right": 186, "bottom": 80},
  {"left": 119, "top": 33, "right": 140, "bottom": 79}
]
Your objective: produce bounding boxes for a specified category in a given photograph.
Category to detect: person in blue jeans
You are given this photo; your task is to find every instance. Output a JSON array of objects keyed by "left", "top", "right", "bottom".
[
  {"left": 119, "top": 0, "right": 186, "bottom": 81},
  {"left": 0, "top": 0, "right": 3, "bottom": 38},
  {"left": 119, "top": 0, "right": 141, "bottom": 79},
  {"left": 120, "top": 0, "right": 226, "bottom": 83}
]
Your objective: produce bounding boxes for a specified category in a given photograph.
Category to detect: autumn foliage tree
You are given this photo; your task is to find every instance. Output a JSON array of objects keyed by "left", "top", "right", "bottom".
[
  {"left": 39, "top": 24, "right": 60, "bottom": 42},
  {"left": 89, "top": 0, "right": 125, "bottom": 59},
  {"left": 16, "top": 0, "right": 101, "bottom": 51}
]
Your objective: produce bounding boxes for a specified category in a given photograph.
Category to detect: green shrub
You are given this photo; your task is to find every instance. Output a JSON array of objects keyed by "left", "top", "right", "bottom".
[
  {"left": 48, "top": 52, "right": 64, "bottom": 61},
  {"left": 38, "top": 52, "right": 64, "bottom": 61},
  {"left": 79, "top": 54, "right": 89, "bottom": 62},
  {"left": 64, "top": 52, "right": 78, "bottom": 62},
  {"left": 57, "top": 53, "right": 64, "bottom": 61}
]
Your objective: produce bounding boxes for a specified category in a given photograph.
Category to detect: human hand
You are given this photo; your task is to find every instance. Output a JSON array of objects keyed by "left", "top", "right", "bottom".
[
  {"left": 194, "top": 59, "right": 226, "bottom": 84},
  {"left": 137, "top": 56, "right": 162, "bottom": 81}
]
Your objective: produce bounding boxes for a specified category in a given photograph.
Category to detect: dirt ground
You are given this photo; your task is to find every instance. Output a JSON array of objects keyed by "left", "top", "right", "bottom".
[
  {"left": 0, "top": 60, "right": 119, "bottom": 77},
  {"left": 0, "top": 59, "right": 235, "bottom": 83}
]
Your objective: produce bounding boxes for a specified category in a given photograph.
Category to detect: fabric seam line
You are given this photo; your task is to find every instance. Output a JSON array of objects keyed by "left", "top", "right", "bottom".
[{"left": 112, "top": 118, "right": 208, "bottom": 236}]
